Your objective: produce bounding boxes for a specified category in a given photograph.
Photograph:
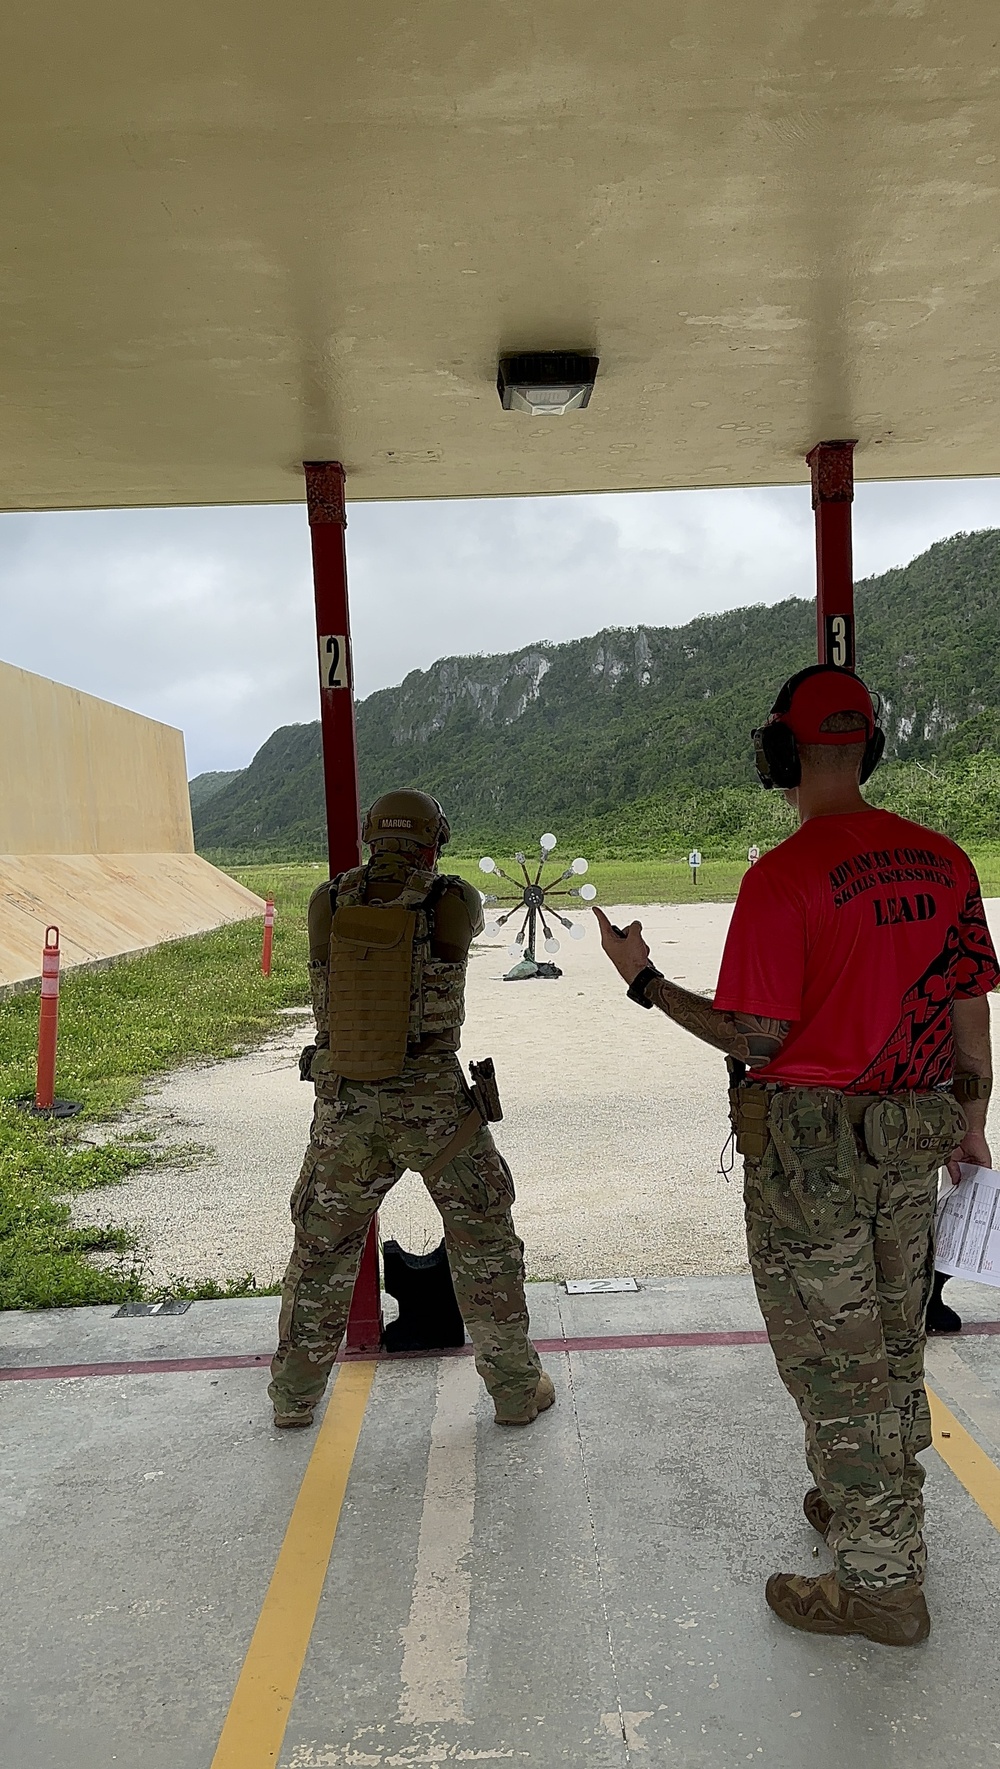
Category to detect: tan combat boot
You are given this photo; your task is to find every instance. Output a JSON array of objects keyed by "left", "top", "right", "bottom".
[
  {"left": 494, "top": 1371, "right": 556, "bottom": 1427},
  {"left": 766, "top": 1571, "right": 930, "bottom": 1645},
  {"left": 272, "top": 1403, "right": 316, "bottom": 1430},
  {"left": 803, "top": 1487, "right": 833, "bottom": 1537}
]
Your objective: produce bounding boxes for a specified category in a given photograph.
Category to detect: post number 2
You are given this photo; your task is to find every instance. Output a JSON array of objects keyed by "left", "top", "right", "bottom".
[{"left": 319, "top": 635, "right": 350, "bottom": 689}]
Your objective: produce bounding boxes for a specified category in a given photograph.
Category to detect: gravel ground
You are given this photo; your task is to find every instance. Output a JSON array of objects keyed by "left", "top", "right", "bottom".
[{"left": 71, "top": 901, "right": 1000, "bottom": 1290}]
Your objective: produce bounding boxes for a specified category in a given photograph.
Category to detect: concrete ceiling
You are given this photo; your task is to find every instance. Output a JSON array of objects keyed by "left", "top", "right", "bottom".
[{"left": 3, "top": 1, "right": 1000, "bottom": 511}]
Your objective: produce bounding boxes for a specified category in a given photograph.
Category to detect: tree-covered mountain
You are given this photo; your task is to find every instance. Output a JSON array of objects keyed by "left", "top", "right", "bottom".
[
  {"left": 187, "top": 769, "right": 241, "bottom": 810},
  {"left": 193, "top": 528, "right": 1000, "bottom": 859}
]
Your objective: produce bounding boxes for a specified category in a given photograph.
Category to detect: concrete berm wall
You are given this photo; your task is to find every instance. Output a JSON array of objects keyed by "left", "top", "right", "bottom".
[{"left": 0, "top": 660, "right": 264, "bottom": 988}]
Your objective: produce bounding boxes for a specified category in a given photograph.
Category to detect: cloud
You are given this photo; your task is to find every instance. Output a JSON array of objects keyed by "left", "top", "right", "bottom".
[{"left": 1, "top": 477, "right": 999, "bottom": 776}]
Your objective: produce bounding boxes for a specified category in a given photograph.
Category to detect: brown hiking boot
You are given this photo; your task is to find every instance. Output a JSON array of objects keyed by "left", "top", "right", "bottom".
[
  {"left": 272, "top": 1404, "right": 316, "bottom": 1430},
  {"left": 765, "top": 1571, "right": 930, "bottom": 1646},
  {"left": 803, "top": 1487, "right": 833, "bottom": 1537},
  {"left": 494, "top": 1371, "right": 556, "bottom": 1427}
]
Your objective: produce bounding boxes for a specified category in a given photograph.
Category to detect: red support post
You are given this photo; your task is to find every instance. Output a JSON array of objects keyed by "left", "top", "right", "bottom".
[
  {"left": 36, "top": 926, "right": 61, "bottom": 1112},
  {"left": 303, "top": 461, "right": 383, "bottom": 1354},
  {"left": 261, "top": 897, "right": 275, "bottom": 976},
  {"left": 303, "top": 462, "right": 363, "bottom": 865},
  {"left": 806, "top": 439, "right": 857, "bottom": 669}
]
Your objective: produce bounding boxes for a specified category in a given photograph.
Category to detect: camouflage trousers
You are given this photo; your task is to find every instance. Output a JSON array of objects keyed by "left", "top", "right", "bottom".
[
  {"left": 741, "top": 1085, "right": 965, "bottom": 1592},
  {"left": 269, "top": 1056, "right": 542, "bottom": 1414}
]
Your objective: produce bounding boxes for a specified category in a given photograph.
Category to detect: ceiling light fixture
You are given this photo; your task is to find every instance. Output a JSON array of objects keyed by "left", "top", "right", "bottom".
[{"left": 497, "top": 351, "right": 599, "bottom": 415}]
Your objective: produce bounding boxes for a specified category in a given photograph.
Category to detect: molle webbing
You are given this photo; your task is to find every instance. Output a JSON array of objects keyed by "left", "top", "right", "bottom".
[
  {"left": 324, "top": 867, "right": 466, "bottom": 1082},
  {"left": 326, "top": 901, "right": 418, "bottom": 1080}
]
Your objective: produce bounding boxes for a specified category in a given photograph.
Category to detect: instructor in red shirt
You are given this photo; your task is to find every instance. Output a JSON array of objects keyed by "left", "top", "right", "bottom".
[{"left": 597, "top": 664, "right": 997, "bottom": 1647}]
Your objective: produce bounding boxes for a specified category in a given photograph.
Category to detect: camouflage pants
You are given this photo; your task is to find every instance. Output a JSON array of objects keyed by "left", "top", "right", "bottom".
[
  {"left": 742, "top": 1086, "right": 965, "bottom": 1592},
  {"left": 269, "top": 1056, "right": 542, "bottom": 1413}
]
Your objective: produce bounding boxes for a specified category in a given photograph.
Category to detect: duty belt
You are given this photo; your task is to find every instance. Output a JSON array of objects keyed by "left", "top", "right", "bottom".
[{"left": 729, "top": 1079, "right": 957, "bottom": 1163}]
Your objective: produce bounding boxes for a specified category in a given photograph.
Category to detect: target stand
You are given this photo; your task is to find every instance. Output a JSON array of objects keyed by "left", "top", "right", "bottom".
[{"left": 478, "top": 833, "right": 597, "bottom": 980}]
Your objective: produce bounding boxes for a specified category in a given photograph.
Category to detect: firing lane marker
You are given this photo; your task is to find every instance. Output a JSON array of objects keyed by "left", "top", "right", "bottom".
[
  {"left": 399, "top": 1355, "right": 480, "bottom": 1725},
  {"left": 210, "top": 1360, "right": 376, "bottom": 1769},
  {"left": 927, "top": 1384, "right": 1000, "bottom": 1533},
  {"left": 7, "top": 1320, "right": 1000, "bottom": 1384}
]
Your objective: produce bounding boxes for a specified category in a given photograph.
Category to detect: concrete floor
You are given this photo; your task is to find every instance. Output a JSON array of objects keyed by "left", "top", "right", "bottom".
[{"left": 3, "top": 1276, "right": 1000, "bottom": 1768}]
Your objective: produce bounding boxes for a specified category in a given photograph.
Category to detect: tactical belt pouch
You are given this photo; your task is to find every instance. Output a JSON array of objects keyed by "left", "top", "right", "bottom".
[
  {"left": 764, "top": 1087, "right": 863, "bottom": 1235},
  {"left": 308, "top": 1049, "right": 343, "bottom": 1097},
  {"left": 862, "top": 1092, "right": 966, "bottom": 1163},
  {"left": 729, "top": 1081, "right": 770, "bottom": 1160},
  {"left": 327, "top": 902, "right": 417, "bottom": 1081}
]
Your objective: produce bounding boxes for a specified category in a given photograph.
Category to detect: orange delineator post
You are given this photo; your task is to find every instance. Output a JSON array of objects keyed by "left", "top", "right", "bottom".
[
  {"left": 303, "top": 460, "right": 383, "bottom": 1354},
  {"left": 261, "top": 897, "right": 275, "bottom": 976},
  {"left": 36, "top": 926, "right": 61, "bottom": 1112},
  {"left": 807, "top": 439, "right": 857, "bottom": 669}
]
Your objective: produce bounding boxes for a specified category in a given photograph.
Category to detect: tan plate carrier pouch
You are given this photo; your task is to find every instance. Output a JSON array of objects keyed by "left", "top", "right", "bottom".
[{"left": 326, "top": 901, "right": 421, "bottom": 1081}]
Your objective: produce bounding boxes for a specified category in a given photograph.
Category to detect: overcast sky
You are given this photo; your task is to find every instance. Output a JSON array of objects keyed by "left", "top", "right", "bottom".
[{"left": 3, "top": 477, "right": 1000, "bottom": 778}]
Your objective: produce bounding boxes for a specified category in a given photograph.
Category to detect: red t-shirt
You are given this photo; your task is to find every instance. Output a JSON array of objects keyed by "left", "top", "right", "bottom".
[{"left": 714, "top": 809, "right": 999, "bottom": 1093}]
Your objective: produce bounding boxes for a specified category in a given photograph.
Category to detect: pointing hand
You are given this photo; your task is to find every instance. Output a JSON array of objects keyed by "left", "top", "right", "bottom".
[{"left": 593, "top": 906, "right": 651, "bottom": 985}]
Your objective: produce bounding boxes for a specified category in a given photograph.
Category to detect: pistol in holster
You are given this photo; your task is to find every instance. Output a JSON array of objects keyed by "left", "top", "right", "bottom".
[
  {"left": 727, "top": 1059, "right": 771, "bottom": 1162},
  {"left": 468, "top": 1056, "right": 503, "bottom": 1124},
  {"left": 423, "top": 1058, "right": 503, "bottom": 1181}
]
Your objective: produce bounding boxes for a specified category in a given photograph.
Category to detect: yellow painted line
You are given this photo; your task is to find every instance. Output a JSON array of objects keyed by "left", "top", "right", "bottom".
[
  {"left": 211, "top": 1361, "right": 377, "bottom": 1769},
  {"left": 927, "top": 1384, "right": 1000, "bottom": 1532}
]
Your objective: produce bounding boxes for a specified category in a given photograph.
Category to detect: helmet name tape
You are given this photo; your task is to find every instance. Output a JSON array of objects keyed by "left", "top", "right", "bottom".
[{"left": 361, "top": 789, "right": 451, "bottom": 850}]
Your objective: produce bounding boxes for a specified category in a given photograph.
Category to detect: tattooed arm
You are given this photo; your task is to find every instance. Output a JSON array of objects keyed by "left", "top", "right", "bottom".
[
  {"left": 643, "top": 976, "right": 789, "bottom": 1067},
  {"left": 593, "top": 907, "right": 790, "bottom": 1069}
]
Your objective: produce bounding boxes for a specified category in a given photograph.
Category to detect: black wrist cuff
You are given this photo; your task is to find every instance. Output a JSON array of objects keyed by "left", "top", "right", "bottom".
[{"left": 627, "top": 965, "right": 663, "bottom": 1008}]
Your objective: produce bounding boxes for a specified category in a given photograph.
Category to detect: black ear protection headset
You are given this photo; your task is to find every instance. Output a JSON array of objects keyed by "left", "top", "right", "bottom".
[{"left": 752, "top": 664, "right": 886, "bottom": 791}]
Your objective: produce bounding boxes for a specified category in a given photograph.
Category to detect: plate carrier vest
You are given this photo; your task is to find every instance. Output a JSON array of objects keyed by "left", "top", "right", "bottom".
[{"left": 325, "top": 864, "right": 469, "bottom": 1081}]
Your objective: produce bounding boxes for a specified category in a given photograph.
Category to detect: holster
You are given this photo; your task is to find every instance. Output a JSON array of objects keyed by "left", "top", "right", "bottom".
[
  {"left": 422, "top": 1057, "right": 502, "bottom": 1181},
  {"left": 469, "top": 1056, "right": 503, "bottom": 1124}
]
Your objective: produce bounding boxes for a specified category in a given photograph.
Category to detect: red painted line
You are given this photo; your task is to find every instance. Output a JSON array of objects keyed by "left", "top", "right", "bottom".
[
  {"left": 542, "top": 1328, "right": 770, "bottom": 1353},
  {"left": 4, "top": 1320, "right": 999, "bottom": 1383},
  {"left": 0, "top": 1353, "right": 272, "bottom": 1383}
]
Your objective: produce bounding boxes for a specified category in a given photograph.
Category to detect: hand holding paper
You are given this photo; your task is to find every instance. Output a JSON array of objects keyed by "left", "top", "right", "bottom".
[{"left": 936, "top": 1166, "right": 1000, "bottom": 1287}]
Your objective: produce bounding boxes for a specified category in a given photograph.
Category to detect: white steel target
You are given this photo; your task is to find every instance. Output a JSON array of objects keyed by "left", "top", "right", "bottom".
[{"left": 476, "top": 833, "right": 597, "bottom": 972}]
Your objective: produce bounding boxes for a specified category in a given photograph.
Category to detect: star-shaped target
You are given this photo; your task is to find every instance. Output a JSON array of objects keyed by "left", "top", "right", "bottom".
[{"left": 477, "top": 833, "right": 597, "bottom": 972}]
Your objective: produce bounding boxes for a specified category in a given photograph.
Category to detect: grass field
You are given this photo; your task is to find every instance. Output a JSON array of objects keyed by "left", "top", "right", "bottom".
[
  {"left": 4, "top": 848, "right": 1000, "bottom": 1310},
  {"left": 452, "top": 849, "right": 1000, "bottom": 902},
  {"left": 448, "top": 854, "right": 749, "bottom": 906},
  {"left": 0, "top": 866, "right": 315, "bottom": 1309}
]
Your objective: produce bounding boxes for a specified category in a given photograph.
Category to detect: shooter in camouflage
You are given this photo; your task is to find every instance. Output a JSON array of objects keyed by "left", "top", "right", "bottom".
[
  {"left": 269, "top": 789, "right": 553, "bottom": 1431},
  {"left": 597, "top": 665, "right": 997, "bottom": 1647}
]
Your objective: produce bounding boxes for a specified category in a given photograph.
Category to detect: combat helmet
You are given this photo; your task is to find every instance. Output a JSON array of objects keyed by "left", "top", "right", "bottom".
[{"left": 362, "top": 789, "right": 451, "bottom": 853}]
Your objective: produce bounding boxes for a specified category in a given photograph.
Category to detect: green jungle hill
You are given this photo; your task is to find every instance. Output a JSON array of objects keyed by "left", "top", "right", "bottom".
[
  {"left": 192, "top": 528, "right": 1000, "bottom": 861},
  {"left": 187, "top": 769, "right": 241, "bottom": 810}
]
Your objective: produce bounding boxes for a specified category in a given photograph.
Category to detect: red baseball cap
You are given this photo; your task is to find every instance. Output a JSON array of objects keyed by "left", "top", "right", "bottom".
[{"left": 780, "top": 668, "right": 876, "bottom": 745}]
